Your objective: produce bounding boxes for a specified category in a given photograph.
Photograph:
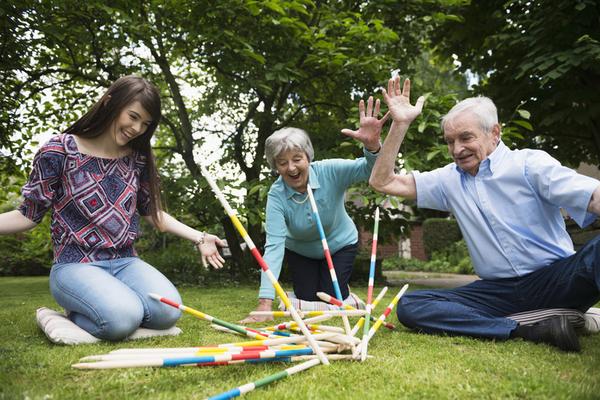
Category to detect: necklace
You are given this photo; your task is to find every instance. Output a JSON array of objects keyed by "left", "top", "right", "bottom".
[{"left": 290, "top": 192, "right": 309, "bottom": 204}]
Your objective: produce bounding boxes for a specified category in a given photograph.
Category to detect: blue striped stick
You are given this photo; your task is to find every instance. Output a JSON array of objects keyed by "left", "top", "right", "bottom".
[
  {"left": 306, "top": 184, "right": 355, "bottom": 351},
  {"left": 350, "top": 286, "right": 389, "bottom": 336},
  {"left": 72, "top": 348, "right": 314, "bottom": 370},
  {"left": 306, "top": 184, "right": 343, "bottom": 300},
  {"left": 200, "top": 165, "right": 329, "bottom": 365},
  {"left": 355, "top": 284, "right": 409, "bottom": 355},
  {"left": 186, "top": 354, "right": 357, "bottom": 368},
  {"left": 80, "top": 345, "right": 310, "bottom": 362},
  {"left": 361, "top": 207, "right": 379, "bottom": 361}
]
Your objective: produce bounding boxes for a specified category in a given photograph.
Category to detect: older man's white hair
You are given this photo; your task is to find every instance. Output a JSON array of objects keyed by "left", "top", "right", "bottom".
[
  {"left": 441, "top": 96, "right": 499, "bottom": 135},
  {"left": 265, "top": 127, "right": 314, "bottom": 170}
]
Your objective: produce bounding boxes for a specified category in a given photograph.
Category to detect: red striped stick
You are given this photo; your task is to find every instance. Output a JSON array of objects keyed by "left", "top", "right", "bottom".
[
  {"left": 199, "top": 165, "right": 329, "bottom": 365},
  {"left": 149, "top": 293, "right": 270, "bottom": 340},
  {"left": 316, "top": 291, "right": 395, "bottom": 330},
  {"left": 361, "top": 207, "right": 380, "bottom": 361},
  {"left": 306, "top": 184, "right": 355, "bottom": 352},
  {"left": 350, "top": 286, "right": 391, "bottom": 336},
  {"left": 80, "top": 345, "right": 309, "bottom": 362},
  {"left": 306, "top": 185, "right": 343, "bottom": 300},
  {"left": 355, "top": 284, "right": 408, "bottom": 355}
]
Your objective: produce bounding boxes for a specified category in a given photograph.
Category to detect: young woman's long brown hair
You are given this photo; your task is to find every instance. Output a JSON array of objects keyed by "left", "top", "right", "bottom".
[{"left": 63, "top": 76, "right": 163, "bottom": 226}]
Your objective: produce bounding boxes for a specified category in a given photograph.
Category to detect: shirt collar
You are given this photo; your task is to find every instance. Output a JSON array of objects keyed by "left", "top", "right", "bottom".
[
  {"left": 64, "top": 134, "right": 78, "bottom": 155},
  {"left": 284, "top": 164, "right": 321, "bottom": 199},
  {"left": 487, "top": 140, "right": 508, "bottom": 175}
]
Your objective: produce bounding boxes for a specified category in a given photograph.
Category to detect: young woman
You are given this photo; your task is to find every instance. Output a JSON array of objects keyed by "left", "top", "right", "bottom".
[
  {"left": 0, "top": 76, "right": 225, "bottom": 341},
  {"left": 240, "top": 97, "right": 388, "bottom": 323}
]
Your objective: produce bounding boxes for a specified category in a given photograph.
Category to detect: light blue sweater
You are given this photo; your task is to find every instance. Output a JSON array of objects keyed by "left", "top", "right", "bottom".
[{"left": 258, "top": 148, "right": 378, "bottom": 299}]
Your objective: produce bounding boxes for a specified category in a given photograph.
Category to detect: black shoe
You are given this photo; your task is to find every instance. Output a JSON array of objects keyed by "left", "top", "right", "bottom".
[{"left": 511, "top": 315, "right": 580, "bottom": 352}]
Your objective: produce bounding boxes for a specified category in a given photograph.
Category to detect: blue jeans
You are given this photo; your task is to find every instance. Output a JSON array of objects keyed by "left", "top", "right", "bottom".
[
  {"left": 397, "top": 236, "right": 600, "bottom": 340},
  {"left": 49, "top": 257, "right": 182, "bottom": 341}
]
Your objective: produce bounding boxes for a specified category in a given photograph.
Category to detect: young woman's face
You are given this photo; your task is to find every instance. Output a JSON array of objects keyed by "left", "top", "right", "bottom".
[
  {"left": 275, "top": 149, "right": 310, "bottom": 193},
  {"left": 111, "top": 101, "right": 153, "bottom": 147}
]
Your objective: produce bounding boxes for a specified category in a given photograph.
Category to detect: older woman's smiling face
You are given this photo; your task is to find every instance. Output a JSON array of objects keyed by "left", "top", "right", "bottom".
[{"left": 275, "top": 149, "right": 310, "bottom": 193}]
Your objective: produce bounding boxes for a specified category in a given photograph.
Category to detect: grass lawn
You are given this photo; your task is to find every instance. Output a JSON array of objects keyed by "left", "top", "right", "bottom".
[{"left": 1, "top": 276, "right": 599, "bottom": 400}]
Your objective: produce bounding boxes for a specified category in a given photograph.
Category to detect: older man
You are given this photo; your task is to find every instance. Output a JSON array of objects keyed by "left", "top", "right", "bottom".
[{"left": 370, "top": 77, "right": 600, "bottom": 352}]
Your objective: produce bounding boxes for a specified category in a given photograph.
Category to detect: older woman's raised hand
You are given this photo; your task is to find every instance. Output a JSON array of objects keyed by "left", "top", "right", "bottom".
[
  {"left": 382, "top": 77, "right": 425, "bottom": 124},
  {"left": 341, "top": 96, "right": 390, "bottom": 152}
]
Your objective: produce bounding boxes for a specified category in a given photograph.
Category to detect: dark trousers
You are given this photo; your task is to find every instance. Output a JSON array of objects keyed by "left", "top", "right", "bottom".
[
  {"left": 397, "top": 236, "right": 600, "bottom": 340},
  {"left": 286, "top": 242, "right": 358, "bottom": 302}
]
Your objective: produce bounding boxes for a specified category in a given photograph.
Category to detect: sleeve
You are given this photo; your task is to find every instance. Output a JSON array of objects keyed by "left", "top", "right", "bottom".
[
  {"left": 525, "top": 151, "right": 599, "bottom": 228},
  {"left": 321, "top": 147, "right": 379, "bottom": 189},
  {"left": 413, "top": 167, "right": 451, "bottom": 212},
  {"left": 136, "top": 157, "right": 152, "bottom": 216},
  {"left": 18, "top": 138, "right": 66, "bottom": 223},
  {"left": 258, "top": 191, "right": 288, "bottom": 300}
]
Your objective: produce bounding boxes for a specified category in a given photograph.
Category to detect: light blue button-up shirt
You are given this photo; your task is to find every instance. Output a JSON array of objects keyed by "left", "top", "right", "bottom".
[
  {"left": 258, "top": 149, "right": 378, "bottom": 299},
  {"left": 413, "top": 141, "right": 599, "bottom": 280}
]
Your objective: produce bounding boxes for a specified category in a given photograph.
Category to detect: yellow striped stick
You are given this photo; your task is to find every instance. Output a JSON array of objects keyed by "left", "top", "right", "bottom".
[
  {"left": 351, "top": 286, "right": 388, "bottom": 336},
  {"left": 355, "top": 284, "right": 408, "bottom": 355},
  {"left": 199, "top": 164, "right": 329, "bottom": 365}
]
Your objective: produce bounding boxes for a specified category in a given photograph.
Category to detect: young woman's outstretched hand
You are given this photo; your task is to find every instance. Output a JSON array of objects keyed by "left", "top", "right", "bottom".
[
  {"left": 144, "top": 212, "right": 226, "bottom": 269},
  {"left": 196, "top": 234, "right": 227, "bottom": 269}
]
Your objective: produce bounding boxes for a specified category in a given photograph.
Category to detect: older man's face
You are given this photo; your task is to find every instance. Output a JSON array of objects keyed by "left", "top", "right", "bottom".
[{"left": 443, "top": 112, "right": 500, "bottom": 176}]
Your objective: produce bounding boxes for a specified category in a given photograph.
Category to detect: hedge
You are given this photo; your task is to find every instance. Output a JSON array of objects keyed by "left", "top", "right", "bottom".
[{"left": 422, "top": 217, "right": 463, "bottom": 257}]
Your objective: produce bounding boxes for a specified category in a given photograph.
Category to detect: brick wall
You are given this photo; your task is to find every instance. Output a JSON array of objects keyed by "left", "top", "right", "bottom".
[
  {"left": 409, "top": 224, "right": 427, "bottom": 260},
  {"left": 358, "top": 227, "right": 399, "bottom": 258}
]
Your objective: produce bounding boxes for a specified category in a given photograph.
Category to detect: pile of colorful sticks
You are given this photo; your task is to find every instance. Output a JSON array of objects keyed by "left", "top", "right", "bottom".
[{"left": 71, "top": 166, "right": 409, "bottom": 400}]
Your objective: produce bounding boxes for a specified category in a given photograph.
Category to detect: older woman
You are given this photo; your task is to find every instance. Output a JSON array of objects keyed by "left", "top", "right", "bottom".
[{"left": 241, "top": 97, "right": 388, "bottom": 323}]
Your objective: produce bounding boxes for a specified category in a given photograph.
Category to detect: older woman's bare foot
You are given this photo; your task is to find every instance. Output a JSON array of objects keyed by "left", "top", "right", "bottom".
[{"left": 239, "top": 298, "right": 274, "bottom": 324}]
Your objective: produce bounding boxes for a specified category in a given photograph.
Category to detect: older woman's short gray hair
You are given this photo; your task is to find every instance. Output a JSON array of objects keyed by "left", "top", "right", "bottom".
[
  {"left": 265, "top": 127, "right": 314, "bottom": 170},
  {"left": 441, "top": 96, "right": 498, "bottom": 135}
]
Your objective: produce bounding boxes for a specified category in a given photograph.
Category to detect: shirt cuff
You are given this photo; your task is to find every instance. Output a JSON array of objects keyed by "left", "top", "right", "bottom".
[{"left": 364, "top": 142, "right": 382, "bottom": 155}]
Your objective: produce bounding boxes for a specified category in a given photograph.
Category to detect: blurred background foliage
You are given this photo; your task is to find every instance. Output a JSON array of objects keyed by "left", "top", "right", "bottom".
[{"left": 1, "top": 0, "right": 596, "bottom": 282}]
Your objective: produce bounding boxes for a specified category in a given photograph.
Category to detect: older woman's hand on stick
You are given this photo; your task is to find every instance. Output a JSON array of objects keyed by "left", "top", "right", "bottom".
[{"left": 341, "top": 96, "right": 390, "bottom": 152}]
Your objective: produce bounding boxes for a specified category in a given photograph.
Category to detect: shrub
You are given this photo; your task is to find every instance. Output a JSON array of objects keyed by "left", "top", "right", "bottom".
[
  {"left": 381, "top": 240, "right": 475, "bottom": 275},
  {"left": 141, "top": 240, "right": 257, "bottom": 287},
  {"left": 422, "top": 218, "right": 462, "bottom": 257},
  {"left": 456, "top": 257, "right": 475, "bottom": 274},
  {"left": 382, "top": 256, "right": 451, "bottom": 273},
  {"left": 430, "top": 240, "right": 475, "bottom": 274},
  {"left": 0, "top": 216, "right": 52, "bottom": 276},
  {"left": 382, "top": 256, "right": 427, "bottom": 271},
  {"left": 351, "top": 251, "right": 384, "bottom": 283}
]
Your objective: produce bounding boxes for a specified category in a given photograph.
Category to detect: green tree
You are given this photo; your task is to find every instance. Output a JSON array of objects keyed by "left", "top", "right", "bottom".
[
  {"left": 434, "top": 0, "right": 600, "bottom": 167},
  {"left": 1, "top": 0, "right": 467, "bottom": 274}
]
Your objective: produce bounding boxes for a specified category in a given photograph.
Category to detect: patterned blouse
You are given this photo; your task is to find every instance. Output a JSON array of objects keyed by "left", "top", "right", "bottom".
[{"left": 18, "top": 134, "right": 151, "bottom": 264}]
